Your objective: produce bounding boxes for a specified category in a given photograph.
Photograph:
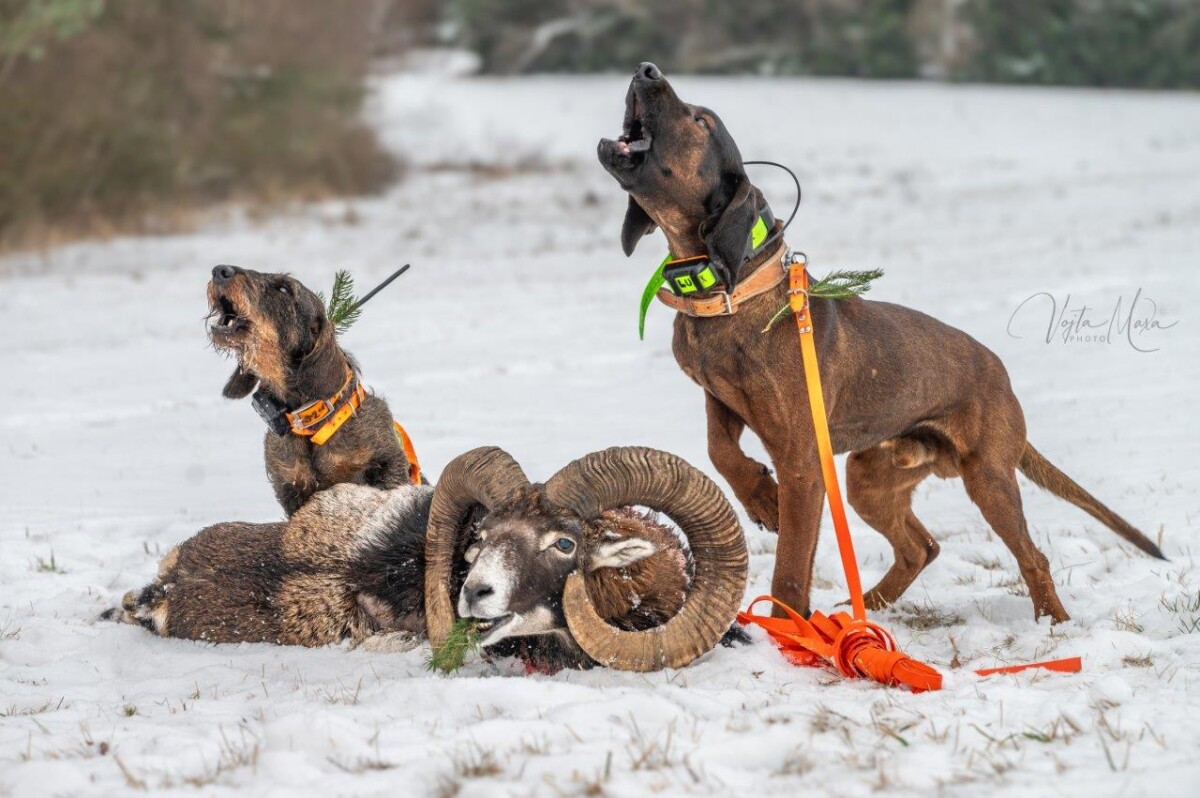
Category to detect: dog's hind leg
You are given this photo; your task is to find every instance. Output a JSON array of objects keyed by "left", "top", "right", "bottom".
[
  {"left": 961, "top": 454, "right": 1070, "bottom": 623},
  {"left": 846, "top": 443, "right": 939, "bottom": 610}
]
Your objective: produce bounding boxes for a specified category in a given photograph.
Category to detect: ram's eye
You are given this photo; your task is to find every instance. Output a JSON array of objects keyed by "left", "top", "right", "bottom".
[{"left": 554, "top": 538, "right": 576, "bottom": 553}]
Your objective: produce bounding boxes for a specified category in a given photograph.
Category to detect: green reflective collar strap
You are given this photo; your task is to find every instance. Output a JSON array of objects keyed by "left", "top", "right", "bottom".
[
  {"left": 750, "top": 213, "right": 770, "bottom": 249},
  {"left": 637, "top": 204, "right": 776, "bottom": 339},
  {"left": 638, "top": 254, "right": 671, "bottom": 340}
]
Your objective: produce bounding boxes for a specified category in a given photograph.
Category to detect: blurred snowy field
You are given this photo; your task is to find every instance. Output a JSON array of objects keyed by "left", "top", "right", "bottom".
[{"left": 1, "top": 70, "right": 1198, "bottom": 797}]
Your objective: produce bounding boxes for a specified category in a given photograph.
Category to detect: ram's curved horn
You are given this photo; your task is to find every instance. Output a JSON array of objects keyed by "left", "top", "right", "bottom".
[
  {"left": 424, "top": 447, "right": 530, "bottom": 647},
  {"left": 543, "top": 447, "right": 747, "bottom": 671}
]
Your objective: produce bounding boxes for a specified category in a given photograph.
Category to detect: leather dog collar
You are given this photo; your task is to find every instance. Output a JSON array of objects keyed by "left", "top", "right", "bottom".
[
  {"left": 638, "top": 206, "right": 780, "bottom": 336},
  {"left": 655, "top": 237, "right": 788, "bottom": 318}
]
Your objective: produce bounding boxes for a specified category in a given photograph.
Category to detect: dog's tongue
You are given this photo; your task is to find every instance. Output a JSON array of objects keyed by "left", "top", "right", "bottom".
[{"left": 627, "top": 135, "right": 651, "bottom": 153}]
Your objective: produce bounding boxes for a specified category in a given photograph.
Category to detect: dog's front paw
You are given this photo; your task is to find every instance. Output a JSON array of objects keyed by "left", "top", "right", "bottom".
[{"left": 739, "top": 472, "right": 780, "bottom": 532}]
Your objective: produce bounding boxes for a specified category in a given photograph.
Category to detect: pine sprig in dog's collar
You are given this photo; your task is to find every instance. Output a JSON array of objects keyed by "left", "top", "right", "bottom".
[{"left": 638, "top": 205, "right": 776, "bottom": 339}]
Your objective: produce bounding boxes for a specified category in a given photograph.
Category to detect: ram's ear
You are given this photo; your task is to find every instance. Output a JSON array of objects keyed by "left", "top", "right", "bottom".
[
  {"left": 588, "top": 537, "right": 658, "bottom": 571},
  {"left": 621, "top": 196, "right": 657, "bottom": 256},
  {"left": 222, "top": 367, "right": 258, "bottom": 399},
  {"left": 701, "top": 176, "right": 756, "bottom": 283}
]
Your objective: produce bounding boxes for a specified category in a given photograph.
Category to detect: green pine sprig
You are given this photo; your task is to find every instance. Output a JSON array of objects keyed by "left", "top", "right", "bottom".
[
  {"left": 318, "top": 270, "right": 362, "bottom": 336},
  {"left": 426, "top": 618, "right": 483, "bottom": 674},
  {"left": 762, "top": 268, "right": 884, "bottom": 332}
]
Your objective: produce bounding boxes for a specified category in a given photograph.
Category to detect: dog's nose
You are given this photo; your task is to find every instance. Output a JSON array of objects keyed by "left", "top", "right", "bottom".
[
  {"left": 638, "top": 62, "right": 662, "bottom": 81},
  {"left": 212, "top": 264, "right": 237, "bottom": 285},
  {"left": 464, "top": 583, "right": 494, "bottom": 609}
]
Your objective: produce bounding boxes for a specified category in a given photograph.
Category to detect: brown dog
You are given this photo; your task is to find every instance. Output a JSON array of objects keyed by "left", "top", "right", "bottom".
[
  {"left": 208, "top": 265, "right": 417, "bottom": 516},
  {"left": 597, "top": 63, "right": 1164, "bottom": 623}
]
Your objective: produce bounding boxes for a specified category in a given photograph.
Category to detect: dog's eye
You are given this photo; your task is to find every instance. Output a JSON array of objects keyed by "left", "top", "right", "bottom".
[
  {"left": 553, "top": 538, "right": 576, "bottom": 554},
  {"left": 277, "top": 284, "right": 290, "bottom": 295},
  {"left": 694, "top": 115, "right": 709, "bottom": 130}
]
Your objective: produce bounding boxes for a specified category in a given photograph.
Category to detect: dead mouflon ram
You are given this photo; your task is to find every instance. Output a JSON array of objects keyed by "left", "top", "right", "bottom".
[
  {"left": 426, "top": 446, "right": 749, "bottom": 671},
  {"left": 106, "top": 447, "right": 749, "bottom": 671}
]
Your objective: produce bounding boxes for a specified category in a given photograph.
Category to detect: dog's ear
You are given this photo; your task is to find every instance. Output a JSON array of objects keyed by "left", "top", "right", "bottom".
[
  {"left": 701, "top": 176, "right": 756, "bottom": 283},
  {"left": 222, "top": 367, "right": 258, "bottom": 399},
  {"left": 621, "top": 196, "right": 657, "bottom": 256}
]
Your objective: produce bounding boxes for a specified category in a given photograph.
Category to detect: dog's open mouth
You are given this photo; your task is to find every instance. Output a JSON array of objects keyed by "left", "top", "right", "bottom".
[
  {"left": 209, "top": 294, "right": 247, "bottom": 339},
  {"left": 474, "top": 613, "right": 518, "bottom": 647},
  {"left": 617, "top": 93, "right": 652, "bottom": 156}
]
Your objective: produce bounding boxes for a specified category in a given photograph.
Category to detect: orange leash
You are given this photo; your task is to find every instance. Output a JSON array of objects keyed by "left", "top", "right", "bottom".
[
  {"left": 788, "top": 266, "right": 868, "bottom": 623},
  {"left": 737, "top": 257, "right": 1081, "bottom": 690}
]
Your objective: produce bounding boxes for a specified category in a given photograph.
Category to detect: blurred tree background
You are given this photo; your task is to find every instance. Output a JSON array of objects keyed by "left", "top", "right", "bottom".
[
  {"left": 1, "top": 0, "right": 1195, "bottom": 251},
  {"left": 0, "top": 0, "right": 406, "bottom": 250},
  {"left": 443, "top": 0, "right": 1200, "bottom": 84}
]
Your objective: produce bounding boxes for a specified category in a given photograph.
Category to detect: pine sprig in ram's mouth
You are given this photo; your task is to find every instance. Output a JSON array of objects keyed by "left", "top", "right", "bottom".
[{"left": 426, "top": 618, "right": 484, "bottom": 674}]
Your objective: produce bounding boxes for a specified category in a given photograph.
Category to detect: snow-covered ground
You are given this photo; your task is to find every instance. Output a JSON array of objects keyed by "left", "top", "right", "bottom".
[{"left": 2, "top": 70, "right": 1198, "bottom": 797}]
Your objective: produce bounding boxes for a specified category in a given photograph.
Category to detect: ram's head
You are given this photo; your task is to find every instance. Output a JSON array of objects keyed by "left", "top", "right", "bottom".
[{"left": 424, "top": 447, "right": 748, "bottom": 671}]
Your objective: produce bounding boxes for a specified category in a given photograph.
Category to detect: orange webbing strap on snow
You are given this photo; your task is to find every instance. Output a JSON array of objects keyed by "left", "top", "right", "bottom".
[
  {"left": 739, "top": 596, "right": 944, "bottom": 692},
  {"left": 740, "top": 596, "right": 1080, "bottom": 688},
  {"left": 975, "top": 657, "right": 1082, "bottom": 677},
  {"left": 393, "top": 421, "right": 422, "bottom": 485}
]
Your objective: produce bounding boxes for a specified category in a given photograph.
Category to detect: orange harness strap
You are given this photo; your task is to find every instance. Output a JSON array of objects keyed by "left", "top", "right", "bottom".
[{"left": 393, "top": 421, "right": 422, "bottom": 485}]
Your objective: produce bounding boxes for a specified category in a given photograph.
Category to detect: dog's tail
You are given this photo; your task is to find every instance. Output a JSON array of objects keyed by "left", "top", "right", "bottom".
[{"left": 1019, "top": 442, "right": 1166, "bottom": 560}]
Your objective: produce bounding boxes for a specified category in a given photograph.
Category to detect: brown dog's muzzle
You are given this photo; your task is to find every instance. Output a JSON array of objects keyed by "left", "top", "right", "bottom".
[{"left": 598, "top": 62, "right": 671, "bottom": 177}]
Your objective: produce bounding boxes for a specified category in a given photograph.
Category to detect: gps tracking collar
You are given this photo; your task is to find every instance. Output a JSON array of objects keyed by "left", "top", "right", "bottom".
[
  {"left": 638, "top": 202, "right": 776, "bottom": 338},
  {"left": 660, "top": 204, "right": 775, "bottom": 297}
]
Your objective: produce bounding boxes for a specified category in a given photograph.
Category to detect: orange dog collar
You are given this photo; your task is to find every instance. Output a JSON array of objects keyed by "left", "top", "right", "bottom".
[
  {"left": 252, "top": 369, "right": 422, "bottom": 484},
  {"left": 285, "top": 370, "right": 366, "bottom": 446}
]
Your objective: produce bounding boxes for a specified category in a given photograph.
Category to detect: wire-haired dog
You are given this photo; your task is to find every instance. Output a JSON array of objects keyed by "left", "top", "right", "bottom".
[{"left": 207, "top": 265, "right": 418, "bottom": 516}]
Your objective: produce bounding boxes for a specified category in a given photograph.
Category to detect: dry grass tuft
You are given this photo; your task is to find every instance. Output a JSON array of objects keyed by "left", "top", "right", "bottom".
[
  {"left": 1160, "top": 590, "right": 1200, "bottom": 634},
  {"left": 450, "top": 744, "right": 502, "bottom": 779},
  {"left": 895, "top": 601, "right": 964, "bottom": 630}
]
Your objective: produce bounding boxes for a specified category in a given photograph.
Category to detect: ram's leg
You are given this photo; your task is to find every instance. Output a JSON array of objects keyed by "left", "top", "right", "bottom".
[{"left": 355, "top": 632, "right": 423, "bottom": 653}]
